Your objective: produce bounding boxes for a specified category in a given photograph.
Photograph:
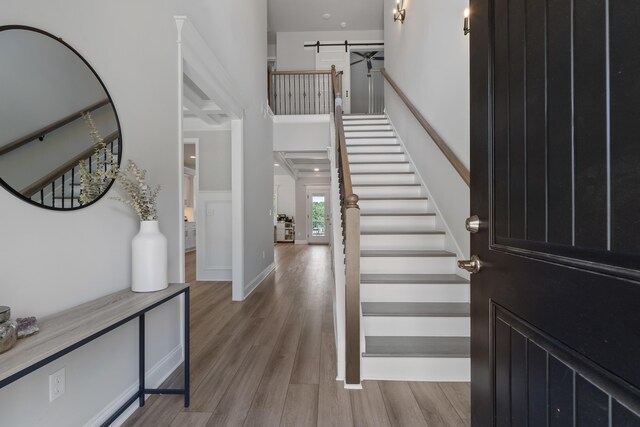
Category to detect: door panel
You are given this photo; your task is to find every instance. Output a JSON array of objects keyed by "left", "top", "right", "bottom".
[
  {"left": 316, "top": 49, "right": 351, "bottom": 113},
  {"left": 470, "top": 0, "right": 640, "bottom": 425},
  {"left": 307, "top": 189, "right": 330, "bottom": 244}
]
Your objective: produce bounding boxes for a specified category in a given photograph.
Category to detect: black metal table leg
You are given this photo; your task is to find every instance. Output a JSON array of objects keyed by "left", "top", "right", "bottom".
[
  {"left": 139, "top": 313, "right": 145, "bottom": 407},
  {"left": 184, "top": 287, "right": 190, "bottom": 407}
]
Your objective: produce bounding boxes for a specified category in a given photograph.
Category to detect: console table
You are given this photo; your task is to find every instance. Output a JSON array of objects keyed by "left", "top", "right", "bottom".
[{"left": 0, "top": 283, "right": 190, "bottom": 426}]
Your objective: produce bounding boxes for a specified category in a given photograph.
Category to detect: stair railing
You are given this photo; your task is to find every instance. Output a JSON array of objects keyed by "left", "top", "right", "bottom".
[
  {"left": 268, "top": 69, "right": 335, "bottom": 115},
  {"left": 380, "top": 68, "right": 470, "bottom": 186},
  {"left": 331, "top": 65, "right": 361, "bottom": 386},
  {"left": 21, "top": 131, "right": 120, "bottom": 209}
]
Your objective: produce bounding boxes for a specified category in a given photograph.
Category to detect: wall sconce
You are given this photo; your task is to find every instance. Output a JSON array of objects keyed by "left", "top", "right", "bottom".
[
  {"left": 393, "top": 0, "right": 406, "bottom": 23},
  {"left": 463, "top": 8, "right": 470, "bottom": 35}
]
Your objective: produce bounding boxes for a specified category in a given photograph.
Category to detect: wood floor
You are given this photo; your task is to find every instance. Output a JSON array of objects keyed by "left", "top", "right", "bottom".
[{"left": 123, "top": 244, "right": 470, "bottom": 427}]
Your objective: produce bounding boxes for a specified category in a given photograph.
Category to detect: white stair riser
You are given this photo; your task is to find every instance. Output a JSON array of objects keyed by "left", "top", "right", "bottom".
[
  {"left": 361, "top": 256, "right": 456, "bottom": 275},
  {"left": 349, "top": 153, "right": 406, "bottom": 163},
  {"left": 342, "top": 119, "right": 389, "bottom": 125},
  {"left": 346, "top": 137, "right": 398, "bottom": 145},
  {"left": 361, "top": 283, "right": 470, "bottom": 303},
  {"left": 344, "top": 124, "right": 392, "bottom": 131},
  {"left": 361, "top": 216, "right": 437, "bottom": 232},
  {"left": 362, "top": 357, "right": 470, "bottom": 382},
  {"left": 344, "top": 114, "right": 386, "bottom": 119},
  {"left": 347, "top": 145, "right": 402, "bottom": 153},
  {"left": 352, "top": 173, "right": 417, "bottom": 185},
  {"left": 363, "top": 317, "right": 470, "bottom": 337},
  {"left": 353, "top": 186, "right": 423, "bottom": 198},
  {"left": 361, "top": 234, "right": 446, "bottom": 251},
  {"left": 358, "top": 199, "right": 429, "bottom": 213},
  {"left": 349, "top": 163, "right": 412, "bottom": 173},
  {"left": 345, "top": 131, "right": 396, "bottom": 138}
]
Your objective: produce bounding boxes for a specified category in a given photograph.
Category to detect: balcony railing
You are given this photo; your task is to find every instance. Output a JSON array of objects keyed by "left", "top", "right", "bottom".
[{"left": 268, "top": 68, "right": 342, "bottom": 115}]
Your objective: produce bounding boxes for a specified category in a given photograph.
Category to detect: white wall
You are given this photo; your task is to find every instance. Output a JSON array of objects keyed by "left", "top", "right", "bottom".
[
  {"left": 184, "top": 130, "right": 232, "bottom": 191},
  {"left": 294, "top": 176, "right": 331, "bottom": 242},
  {"left": 274, "top": 174, "right": 295, "bottom": 219},
  {"left": 0, "top": 0, "right": 273, "bottom": 424},
  {"left": 273, "top": 115, "right": 330, "bottom": 152},
  {"left": 384, "top": 0, "right": 471, "bottom": 257},
  {"left": 0, "top": 2, "right": 182, "bottom": 426},
  {"left": 276, "top": 30, "right": 384, "bottom": 70}
]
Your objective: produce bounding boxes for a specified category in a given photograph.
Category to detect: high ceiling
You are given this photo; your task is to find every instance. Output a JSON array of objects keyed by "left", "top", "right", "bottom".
[{"left": 268, "top": 0, "right": 384, "bottom": 38}]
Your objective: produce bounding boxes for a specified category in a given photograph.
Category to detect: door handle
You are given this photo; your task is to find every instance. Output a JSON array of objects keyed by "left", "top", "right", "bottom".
[
  {"left": 466, "top": 215, "right": 480, "bottom": 233},
  {"left": 458, "top": 255, "right": 482, "bottom": 274}
]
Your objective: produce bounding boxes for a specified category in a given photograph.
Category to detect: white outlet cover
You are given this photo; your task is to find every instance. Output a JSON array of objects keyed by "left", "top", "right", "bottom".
[{"left": 49, "top": 368, "right": 65, "bottom": 402}]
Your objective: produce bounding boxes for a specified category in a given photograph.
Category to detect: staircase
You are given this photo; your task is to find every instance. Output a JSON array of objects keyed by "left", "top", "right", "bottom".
[{"left": 344, "top": 113, "right": 470, "bottom": 382}]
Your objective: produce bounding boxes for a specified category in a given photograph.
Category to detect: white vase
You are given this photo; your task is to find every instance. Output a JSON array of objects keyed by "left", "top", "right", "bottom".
[{"left": 131, "top": 221, "right": 168, "bottom": 292}]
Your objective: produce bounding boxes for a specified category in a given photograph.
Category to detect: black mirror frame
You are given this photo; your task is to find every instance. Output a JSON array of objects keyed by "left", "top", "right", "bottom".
[{"left": 0, "top": 25, "right": 123, "bottom": 211}]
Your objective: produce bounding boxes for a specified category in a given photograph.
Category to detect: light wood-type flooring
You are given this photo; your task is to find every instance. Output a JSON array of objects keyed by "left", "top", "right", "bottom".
[{"left": 123, "top": 244, "right": 470, "bottom": 426}]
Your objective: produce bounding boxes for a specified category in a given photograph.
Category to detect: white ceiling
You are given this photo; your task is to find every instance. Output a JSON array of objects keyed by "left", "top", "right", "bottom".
[
  {"left": 274, "top": 151, "right": 330, "bottom": 179},
  {"left": 268, "top": 0, "right": 384, "bottom": 37}
]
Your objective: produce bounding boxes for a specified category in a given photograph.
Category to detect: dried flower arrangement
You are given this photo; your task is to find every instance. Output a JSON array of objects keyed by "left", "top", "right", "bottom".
[
  {"left": 110, "top": 160, "right": 161, "bottom": 221},
  {"left": 78, "top": 112, "right": 160, "bottom": 221},
  {"left": 78, "top": 112, "right": 119, "bottom": 205}
]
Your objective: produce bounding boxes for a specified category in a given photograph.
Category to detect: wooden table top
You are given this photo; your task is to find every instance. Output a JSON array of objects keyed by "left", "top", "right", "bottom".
[{"left": 0, "top": 283, "right": 188, "bottom": 385}]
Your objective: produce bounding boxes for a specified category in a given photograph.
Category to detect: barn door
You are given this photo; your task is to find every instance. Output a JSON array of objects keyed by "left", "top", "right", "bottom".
[
  {"left": 316, "top": 48, "right": 351, "bottom": 113},
  {"left": 469, "top": 0, "right": 640, "bottom": 425}
]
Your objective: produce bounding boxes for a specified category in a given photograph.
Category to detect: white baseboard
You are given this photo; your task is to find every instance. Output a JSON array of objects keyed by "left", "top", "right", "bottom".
[
  {"left": 294, "top": 240, "right": 308, "bottom": 245},
  {"left": 198, "top": 267, "right": 232, "bottom": 281},
  {"left": 84, "top": 345, "right": 184, "bottom": 427},
  {"left": 243, "top": 262, "right": 275, "bottom": 299}
]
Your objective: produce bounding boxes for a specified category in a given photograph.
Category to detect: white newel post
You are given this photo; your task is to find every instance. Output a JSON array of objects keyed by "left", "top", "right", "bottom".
[{"left": 132, "top": 220, "right": 168, "bottom": 292}]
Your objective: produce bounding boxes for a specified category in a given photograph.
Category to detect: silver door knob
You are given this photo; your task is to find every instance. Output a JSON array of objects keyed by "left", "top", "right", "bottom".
[
  {"left": 465, "top": 215, "right": 480, "bottom": 233},
  {"left": 458, "top": 255, "right": 482, "bottom": 274}
]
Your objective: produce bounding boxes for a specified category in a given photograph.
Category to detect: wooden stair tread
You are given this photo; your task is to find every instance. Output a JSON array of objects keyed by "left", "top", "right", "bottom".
[
  {"left": 361, "top": 250, "right": 456, "bottom": 257},
  {"left": 360, "top": 230, "right": 445, "bottom": 235},
  {"left": 363, "top": 336, "right": 470, "bottom": 358},
  {"left": 360, "top": 212, "right": 436, "bottom": 216},
  {"left": 350, "top": 172, "right": 415, "bottom": 175},
  {"left": 357, "top": 196, "right": 427, "bottom": 200},
  {"left": 362, "top": 302, "right": 470, "bottom": 317},
  {"left": 353, "top": 184, "right": 421, "bottom": 187},
  {"left": 361, "top": 274, "right": 469, "bottom": 284},
  {"left": 349, "top": 161, "right": 410, "bottom": 164}
]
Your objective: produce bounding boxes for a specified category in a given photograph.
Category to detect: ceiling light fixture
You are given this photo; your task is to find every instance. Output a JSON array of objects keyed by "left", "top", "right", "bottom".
[
  {"left": 274, "top": 163, "right": 280, "bottom": 166},
  {"left": 340, "top": 22, "right": 347, "bottom": 28},
  {"left": 393, "top": 0, "right": 406, "bottom": 23},
  {"left": 190, "top": 156, "right": 196, "bottom": 159},
  {"left": 314, "top": 168, "right": 320, "bottom": 172},
  {"left": 323, "top": 13, "right": 331, "bottom": 20}
]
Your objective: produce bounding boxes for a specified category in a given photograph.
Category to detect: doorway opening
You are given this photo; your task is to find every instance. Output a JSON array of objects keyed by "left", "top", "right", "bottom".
[
  {"left": 183, "top": 139, "right": 198, "bottom": 283},
  {"left": 307, "top": 186, "right": 330, "bottom": 244},
  {"left": 350, "top": 49, "right": 385, "bottom": 114}
]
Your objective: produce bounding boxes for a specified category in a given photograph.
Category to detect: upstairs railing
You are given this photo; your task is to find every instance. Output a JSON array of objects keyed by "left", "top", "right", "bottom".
[
  {"left": 268, "top": 68, "right": 342, "bottom": 115},
  {"left": 22, "top": 131, "right": 120, "bottom": 208},
  {"left": 381, "top": 68, "right": 470, "bottom": 186},
  {"left": 331, "top": 65, "right": 361, "bottom": 386}
]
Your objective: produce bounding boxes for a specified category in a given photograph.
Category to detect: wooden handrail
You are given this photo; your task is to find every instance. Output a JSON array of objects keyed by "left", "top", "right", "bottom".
[
  {"left": 21, "top": 130, "right": 119, "bottom": 198},
  {"left": 270, "top": 69, "right": 333, "bottom": 76},
  {"left": 0, "top": 98, "right": 111, "bottom": 157},
  {"left": 380, "top": 68, "right": 470, "bottom": 187},
  {"left": 331, "top": 65, "right": 361, "bottom": 386}
]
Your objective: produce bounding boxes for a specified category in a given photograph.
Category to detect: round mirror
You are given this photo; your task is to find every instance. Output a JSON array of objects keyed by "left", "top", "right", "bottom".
[{"left": 0, "top": 26, "right": 122, "bottom": 210}]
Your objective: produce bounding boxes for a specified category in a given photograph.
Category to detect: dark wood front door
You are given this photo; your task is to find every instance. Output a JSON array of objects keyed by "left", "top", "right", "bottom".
[{"left": 470, "top": 0, "right": 640, "bottom": 425}]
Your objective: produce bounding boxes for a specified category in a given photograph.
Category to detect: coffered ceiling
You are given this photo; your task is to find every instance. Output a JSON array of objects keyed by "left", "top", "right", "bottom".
[{"left": 274, "top": 151, "right": 330, "bottom": 179}]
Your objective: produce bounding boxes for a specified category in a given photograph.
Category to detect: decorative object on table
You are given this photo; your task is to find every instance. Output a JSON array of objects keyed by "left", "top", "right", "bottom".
[
  {"left": 0, "top": 306, "right": 10, "bottom": 324},
  {"left": 77, "top": 111, "right": 120, "bottom": 206},
  {"left": 112, "top": 160, "right": 167, "bottom": 293},
  {"left": 16, "top": 317, "right": 39, "bottom": 338},
  {"left": 0, "top": 309, "right": 17, "bottom": 354}
]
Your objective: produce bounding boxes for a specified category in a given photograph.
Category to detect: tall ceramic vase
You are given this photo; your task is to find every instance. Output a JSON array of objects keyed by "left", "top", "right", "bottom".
[{"left": 132, "top": 220, "right": 168, "bottom": 292}]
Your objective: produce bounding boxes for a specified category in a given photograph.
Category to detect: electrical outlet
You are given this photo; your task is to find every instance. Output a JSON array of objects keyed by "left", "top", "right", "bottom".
[{"left": 49, "top": 368, "right": 65, "bottom": 402}]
